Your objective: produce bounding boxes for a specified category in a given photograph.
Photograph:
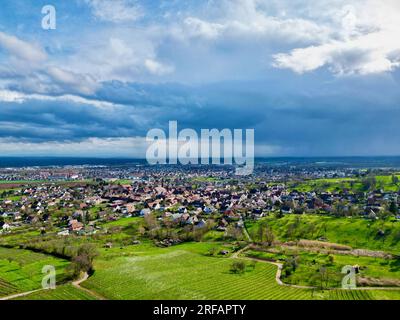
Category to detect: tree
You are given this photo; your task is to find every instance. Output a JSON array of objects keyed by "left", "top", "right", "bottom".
[
  {"left": 225, "top": 225, "right": 243, "bottom": 241},
  {"left": 264, "top": 226, "right": 275, "bottom": 247},
  {"left": 68, "top": 244, "right": 98, "bottom": 279},
  {"left": 144, "top": 213, "right": 158, "bottom": 231},
  {"left": 361, "top": 176, "right": 376, "bottom": 191},
  {"left": 257, "top": 224, "right": 264, "bottom": 243},
  {"left": 230, "top": 261, "right": 246, "bottom": 274},
  {"left": 283, "top": 255, "right": 300, "bottom": 276},
  {"left": 389, "top": 201, "right": 398, "bottom": 215},
  {"left": 392, "top": 175, "right": 399, "bottom": 186},
  {"left": 208, "top": 247, "right": 218, "bottom": 256},
  {"left": 318, "top": 266, "right": 329, "bottom": 290}
]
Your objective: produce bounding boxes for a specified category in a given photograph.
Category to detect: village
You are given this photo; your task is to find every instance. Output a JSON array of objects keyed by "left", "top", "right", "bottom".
[{"left": 1, "top": 163, "right": 399, "bottom": 240}]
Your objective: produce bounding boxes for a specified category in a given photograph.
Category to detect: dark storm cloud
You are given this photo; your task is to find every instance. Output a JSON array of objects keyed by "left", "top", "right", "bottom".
[{"left": 2, "top": 69, "right": 400, "bottom": 156}]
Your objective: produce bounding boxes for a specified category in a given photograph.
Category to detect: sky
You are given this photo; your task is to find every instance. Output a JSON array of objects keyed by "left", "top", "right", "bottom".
[{"left": 0, "top": 0, "right": 400, "bottom": 157}]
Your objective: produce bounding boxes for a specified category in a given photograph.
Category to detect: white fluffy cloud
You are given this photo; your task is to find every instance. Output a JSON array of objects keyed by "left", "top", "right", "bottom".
[
  {"left": 84, "top": 0, "right": 142, "bottom": 23},
  {"left": 178, "top": 0, "right": 331, "bottom": 44},
  {"left": 1, "top": 0, "right": 400, "bottom": 99},
  {"left": 0, "top": 89, "right": 121, "bottom": 110},
  {"left": 144, "top": 59, "right": 174, "bottom": 76},
  {"left": 272, "top": 0, "right": 400, "bottom": 75},
  {"left": 0, "top": 31, "right": 99, "bottom": 95},
  {"left": 46, "top": 67, "right": 99, "bottom": 95},
  {"left": 0, "top": 31, "right": 47, "bottom": 63},
  {"left": 0, "top": 137, "right": 148, "bottom": 157}
]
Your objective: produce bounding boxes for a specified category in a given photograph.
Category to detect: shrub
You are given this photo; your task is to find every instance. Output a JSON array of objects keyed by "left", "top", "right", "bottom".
[{"left": 230, "top": 261, "right": 246, "bottom": 274}]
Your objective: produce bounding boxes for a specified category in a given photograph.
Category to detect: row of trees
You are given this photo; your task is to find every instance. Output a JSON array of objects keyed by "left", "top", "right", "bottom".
[
  {"left": 16, "top": 236, "right": 98, "bottom": 280},
  {"left": 252, "top": 223, "right": 275, "bottom": 246}
]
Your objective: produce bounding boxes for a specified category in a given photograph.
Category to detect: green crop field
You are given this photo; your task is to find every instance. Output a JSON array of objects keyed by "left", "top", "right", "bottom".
[
  {"left": 1, "top": 242, "right": 399, "bottom": 300},
  {"left": 323, "top": 290, "right": 373, "bottom": 300},
  {"left": 83, "top": 245, "right": 314, "bottom": 300},
  {"left": 13, "top": 284, "right": 98, "bottom": 300},
  {"left": 287, "top": 175, "right": 400, "bottom": 193},
  {"left": 81, "top": 242, "right": 392, "bottom": 300},
  {"left": 324, "top": 289, "right": 400, "bottom": 300},
  {"left": 0, "top": 247, "right": 70, "bottom": 297}
]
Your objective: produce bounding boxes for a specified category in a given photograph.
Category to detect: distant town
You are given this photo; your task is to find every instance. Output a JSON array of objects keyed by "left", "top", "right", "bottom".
[
  {"left": 1, "top": 161, "right": 399, "bottom": 237},
  {"left": 1, "top": 159, "right": 400, "bottom": 301}
]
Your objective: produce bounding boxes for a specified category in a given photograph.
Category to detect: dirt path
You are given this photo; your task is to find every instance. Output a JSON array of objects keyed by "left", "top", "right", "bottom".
[
  {"left": 0, "top": 273, "right": 107, "bottom": 301},
  {"left": 231, "top": 244, "right": 252, "bottom": 259},
  {"left": 72, "top": 272, "right": 107, "bottom": 300},
  {"left": 234, "top": 247, "right": 400, "bottom": 291},
  {"left": 0, "top": 289, "right": 44, "bottom": 300}
]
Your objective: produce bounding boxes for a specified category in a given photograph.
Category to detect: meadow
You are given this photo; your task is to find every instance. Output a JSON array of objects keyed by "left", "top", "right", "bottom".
[
  {"left": 246, "top": 214, "right": 400, "bottom": 253},
  {"left": 13, "top": 284, "right": 97, "bottom": 300},
  {"left": 287, "top": 175, "right": 400, "bottom": 193},
  {"left": 245, "top": 249, "right": 400, "bottom": 288},
  {"left": 0, "top": 239, "right": 399, "bottom": 300},
  {"left": 0, "top": 247, "right": 70, "bottom": 297},
  {"left": 80, "top": 241, "right": 400, "bottom": 300},
  {"left": 82, "top": 242, "right": 314, "bottom": 300}
]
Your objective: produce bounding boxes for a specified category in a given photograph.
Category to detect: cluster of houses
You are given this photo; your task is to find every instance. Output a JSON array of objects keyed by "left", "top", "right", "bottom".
[{"left": 0, "top": 166, "right": 400, "bottom": 236}]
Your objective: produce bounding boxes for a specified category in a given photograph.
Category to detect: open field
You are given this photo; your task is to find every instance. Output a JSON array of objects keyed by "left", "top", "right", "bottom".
[
  {"left": 79, "top": 242, "right": 398, "bottom": 300},
  {"left": 3, "top": 171, "right": 400, "bottom": 300},
  {"left": 0, "top": 179, "right": 95, "bottom": 190},
  {"left": 287, "top": 175, "right": 400, "bottom": 193},
  {"left": 0, "top": 247, "right": 70, "bottom": 297},
  {"left": 12, "top": 284, "right": 98, "bottom": 300},
  {"left": 82, "top": 242, "right": 314, "bottom": 300},
  {"left": 1, "top": 237, "right": 400, "bottom": 300},
  {"left": 246, "top": 215, "right": 400, "bottom": 253},
  {"left": 245, "top": 248, "right": 400, "bottom": 288}
]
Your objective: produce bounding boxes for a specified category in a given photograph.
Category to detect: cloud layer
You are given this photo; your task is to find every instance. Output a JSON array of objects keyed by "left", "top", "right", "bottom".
[{"left": 0, "top": 0, "right": 399, "bottom": 157}]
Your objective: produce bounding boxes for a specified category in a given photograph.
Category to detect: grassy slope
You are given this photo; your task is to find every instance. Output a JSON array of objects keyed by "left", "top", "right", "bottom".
[
  {"left": 246, "top": 215, "right": 400, "bottom": 253},
  {"left": 0, "top": 247, "right": 70, "bottom": 297},
  {"left": 13, "top": 284, "right": 98, "bottom": 300},
  {"left": 0, "top": 241, "right": 398, "bottom": 300},
  {"left": 245, "top": 249, "right": 400, "bottom": 287},
  {"left": 288, "top": 175, "right": 400, "bottom": 193},
  {"left": 82, "top": 242, "right": 397, "bottom": 300},
  {"left": 82, "top": 242, "right": 313, "bottom": 300}
]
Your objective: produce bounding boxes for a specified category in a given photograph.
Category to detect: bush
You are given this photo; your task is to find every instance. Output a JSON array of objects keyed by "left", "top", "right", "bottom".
[
  {"left": 67, "top": 244, "right": 99, "bottom": 279},
  {"left": 208, "top": 247, "right": 218, "bottom": 256},
  {"left": 230, "top": 261, "right": 246, "bottom": 274}
]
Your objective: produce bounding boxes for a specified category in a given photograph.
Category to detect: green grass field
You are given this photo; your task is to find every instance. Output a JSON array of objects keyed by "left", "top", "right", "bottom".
[
  {"left": 81, "top": 242, "right": 398, "bottom": 300},
  {"left": 83, "top": 243, "right": 314, "bottom": 300},
  {"left": 245, "top": 248, "right": 400, "bottom": 288},
  {"left": 13, "top": 284, "right": 98, "bottom": 300},
  {"left": 246, "top": 215, "right": 400, "bottom": 253},
  {"left": 0, "top": 180, "right": 47, "bottom": 185},
  {"left": 0, "top": 242, "right": 399, "bottom": 300},
  {"left": 288, "top": 175, "right": 400, "bottom": 193},
  {"left": 0, "top": 247, "right": 70, "bottom": 297}
]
